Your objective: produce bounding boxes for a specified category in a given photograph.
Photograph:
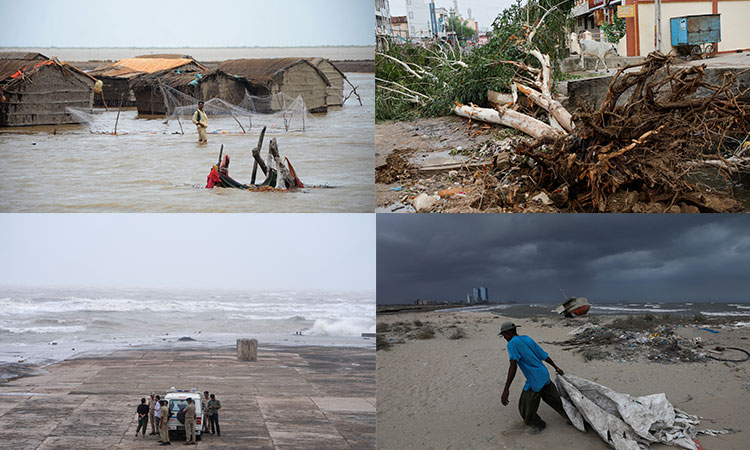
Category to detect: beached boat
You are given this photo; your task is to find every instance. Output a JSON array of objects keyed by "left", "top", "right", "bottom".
[
  {"left": 205, "top": 131, "right": 303, "bottom": 190},
  {"left": 209, "top": 164, "right": 277, "bottom": 190},
  {"left": 554, "top": 297, "right": 591, "bottom": 317}
]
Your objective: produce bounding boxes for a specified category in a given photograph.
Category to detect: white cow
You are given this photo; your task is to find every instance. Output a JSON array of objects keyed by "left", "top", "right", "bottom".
[{"left": 579, "top": 39, "right": 619, "bottom": 71}]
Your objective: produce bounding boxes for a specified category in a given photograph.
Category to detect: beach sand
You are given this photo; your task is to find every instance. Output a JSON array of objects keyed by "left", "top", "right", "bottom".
[
  {"left": 376, "top": 310, "right": 750, "bottom": 450},
  {"left": 0, "top": 345, "right": 375, "bottom": 449}
]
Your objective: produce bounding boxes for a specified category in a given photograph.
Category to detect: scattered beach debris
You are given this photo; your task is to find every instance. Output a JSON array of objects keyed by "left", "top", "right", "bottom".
[
  {"left": 178, "top": 336, "right": 196, "bottom": 342},
  {"left": 552, "top": 315, "right": 750, "bottom": 363},
  {"left": 556, "top": 374, "right": 735, "bottom": 450},
  {"left": 699, "top": 327, "right": 719, "bottom": 334}
]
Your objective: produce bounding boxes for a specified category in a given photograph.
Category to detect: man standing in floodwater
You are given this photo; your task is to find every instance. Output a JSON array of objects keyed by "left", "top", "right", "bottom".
[
  {"left": 192, "top": 101, "right": 208, "bottom": 144},
  {"left": 499, "top": 321, "right": 568, "bottom": 434}
]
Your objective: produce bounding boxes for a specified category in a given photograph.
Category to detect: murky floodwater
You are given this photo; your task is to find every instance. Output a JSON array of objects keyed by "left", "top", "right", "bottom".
[{"left": 0, "top": 74, "right": 374, "bottom": 212}]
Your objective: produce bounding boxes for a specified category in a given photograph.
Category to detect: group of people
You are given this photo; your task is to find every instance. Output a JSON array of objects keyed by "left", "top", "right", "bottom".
[
  {"left": 134, "top": 390, "right": 222, "bottom": 446},
  {"left": 136, "top": 394, "right": 171, "bottom": 445}
]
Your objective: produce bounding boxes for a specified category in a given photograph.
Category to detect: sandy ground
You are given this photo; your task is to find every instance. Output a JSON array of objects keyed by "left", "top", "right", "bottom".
[
  {"left": 376, "top": 311, "right": 750, "bottom": 450},
  {"left": 0, "top": 346, "right": 375, "bottom": 450}
]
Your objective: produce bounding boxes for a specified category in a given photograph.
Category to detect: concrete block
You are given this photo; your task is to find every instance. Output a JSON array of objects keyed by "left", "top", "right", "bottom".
[{"left": 237, "top": 338, "right": 258, "bottom": 362}]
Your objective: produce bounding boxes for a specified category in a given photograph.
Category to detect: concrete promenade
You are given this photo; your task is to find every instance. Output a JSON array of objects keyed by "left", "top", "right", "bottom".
[{"left": 0, "top": 346, "right": 375, "bottom": 449}]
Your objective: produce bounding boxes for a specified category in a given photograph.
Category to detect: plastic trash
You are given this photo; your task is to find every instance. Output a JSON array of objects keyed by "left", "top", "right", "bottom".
[{"left": 699, "top": 327, "right": 719, "bottom": 334}]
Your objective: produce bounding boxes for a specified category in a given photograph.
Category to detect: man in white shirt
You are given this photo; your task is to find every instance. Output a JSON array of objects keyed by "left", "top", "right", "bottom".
[{"left": 153, "top": 395, "right": 162, "bottom": 437}]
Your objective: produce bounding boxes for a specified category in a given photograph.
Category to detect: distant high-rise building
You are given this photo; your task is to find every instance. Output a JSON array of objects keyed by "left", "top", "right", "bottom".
[
  {"left": 472, "top": 288, "right": 480, "bottom": 304},
  {"left": 466, "top": 293, "right": 472, "bottom": 305},
  {"left": 480, "top": 287, "right": 488, "bottom": 302}
]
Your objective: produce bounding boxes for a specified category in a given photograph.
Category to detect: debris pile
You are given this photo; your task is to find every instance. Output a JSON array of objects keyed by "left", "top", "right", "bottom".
[
  {"left": 375, "top": 152, "right": 416, "bottom": 184},
  {"left": 510, "top": 53, "right": 750, "bottom": 212},
  {"left": 558, "top": 323, "right": 703, "bottom": 363},
  {"left": 554, "top": 315, "right": 750, "bottom": 363}
]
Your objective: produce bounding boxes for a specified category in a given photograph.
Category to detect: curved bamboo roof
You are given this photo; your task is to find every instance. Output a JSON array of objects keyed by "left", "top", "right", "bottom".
[{"left": 217, "top": 58, "right": 330, "bottom": 87}]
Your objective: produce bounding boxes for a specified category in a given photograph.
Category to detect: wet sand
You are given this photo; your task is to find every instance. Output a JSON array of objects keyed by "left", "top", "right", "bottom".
[
  {"left": 376, "top": 310, "right": 750, "bottom": 450},
  {"left": 0, "top": 346, "right": 375, "bottom": 449}
]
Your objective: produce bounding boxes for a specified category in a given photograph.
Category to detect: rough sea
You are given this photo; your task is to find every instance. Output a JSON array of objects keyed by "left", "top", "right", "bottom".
[
  {"left": 446, "top": 301, "right": 750, "bottom": 320},
  {"left": 0, "top": 287, "right": 375, "bottom": 365}
]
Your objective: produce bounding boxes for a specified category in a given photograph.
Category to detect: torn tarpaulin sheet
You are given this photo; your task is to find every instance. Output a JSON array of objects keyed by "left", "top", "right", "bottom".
[{"left": 555, "top": 374, "right": 716, "bottom": 450}]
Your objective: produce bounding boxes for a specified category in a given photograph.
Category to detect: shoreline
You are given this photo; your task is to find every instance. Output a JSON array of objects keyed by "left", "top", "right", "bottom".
[
  {"left": 376, "top": 309, "right": 750, "bottom": 449},
  {"left": 1, "top": 338, "right": 375, "bottom": 384},
  {"left": 0, "top": 345, "right": 375, "bottom": 449}
]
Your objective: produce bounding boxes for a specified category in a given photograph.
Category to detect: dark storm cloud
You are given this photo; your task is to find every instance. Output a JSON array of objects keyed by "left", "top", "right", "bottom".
[{"left": 377, "top": 215, "right": 750, "bottom": 304}]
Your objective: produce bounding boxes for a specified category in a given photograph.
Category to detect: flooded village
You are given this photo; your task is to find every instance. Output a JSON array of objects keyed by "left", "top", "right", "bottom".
[{"left": 0, "top": 47, "right": 375, "bottom": 212}]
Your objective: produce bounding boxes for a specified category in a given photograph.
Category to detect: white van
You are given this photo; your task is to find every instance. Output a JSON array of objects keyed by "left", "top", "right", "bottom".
[{"left": 164, "top": 388, "right": 204, "bottom": 441}]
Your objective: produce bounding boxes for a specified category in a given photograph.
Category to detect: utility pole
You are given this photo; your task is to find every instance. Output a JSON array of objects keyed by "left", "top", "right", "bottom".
[{"left": 654, "top": 0, "right": 662, "bottom": 52}]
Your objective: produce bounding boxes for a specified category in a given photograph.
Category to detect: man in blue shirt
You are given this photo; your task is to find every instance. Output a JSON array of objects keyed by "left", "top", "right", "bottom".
[{"left": 499, "top": 321, "right": 567, "bottom": 434}]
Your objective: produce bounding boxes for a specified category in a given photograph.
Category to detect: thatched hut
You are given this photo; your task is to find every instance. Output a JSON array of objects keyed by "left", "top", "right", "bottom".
[
  {"left": 216, "top": 58, "right": 330, "bottom": 113},
  {"left": 88, "top": 55, "right": 206, "bottom": 107},
  {"left": 130, "top": 68, "right": 206, "bottom": 115},
  {"left": 0, "top": 52, "right": 95, "bottom": 126},
  {"left": 131, "top": 68, "right": 274, "bottom": 115},
  {"left": 308, "top": 58, "right": 345, "bottom": 107}
]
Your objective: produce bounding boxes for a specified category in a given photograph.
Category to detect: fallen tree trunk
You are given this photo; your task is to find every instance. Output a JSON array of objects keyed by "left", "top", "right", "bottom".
[
  {"left": 453, "top": 103, "right": 565, "bottom": 140},
  {"left": 514, "top": 82, "right": 575, "bottom": 133}
]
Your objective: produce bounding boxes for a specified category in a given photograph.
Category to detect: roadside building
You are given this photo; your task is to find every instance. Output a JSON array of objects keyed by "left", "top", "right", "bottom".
[
  {"left": 88, "top": 55, "right": 206, "bottom": 107},
  {"left": 216, "top": 58, "right": 330, "bottom": 113},
  {"left": 0, "top": 52, "right": 95, "bottom": 126},
  {"left": 392, "top": 16, "right": 410, "bottom": 41},
  {"left": 376, "top": 0, "right": 393, "bottom": 36},
  {"left": 623, "top": 0, "right": 750, "bottom": 57},
  {"left": 405, "top": 0, "right": 434, "bottom": 39},
  {"left": 571, "top": 0, "right": 750, "bottom": 57}
]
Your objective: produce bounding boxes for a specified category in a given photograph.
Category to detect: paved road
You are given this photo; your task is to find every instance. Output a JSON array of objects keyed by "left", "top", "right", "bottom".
[{"left": 0, "top": 346, "right": 375, "bottom": 449}]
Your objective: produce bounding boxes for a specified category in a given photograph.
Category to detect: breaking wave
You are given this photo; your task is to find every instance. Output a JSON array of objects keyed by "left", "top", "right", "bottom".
[{"left": 308, "top": 317, "right": 374, "bottom": 337}]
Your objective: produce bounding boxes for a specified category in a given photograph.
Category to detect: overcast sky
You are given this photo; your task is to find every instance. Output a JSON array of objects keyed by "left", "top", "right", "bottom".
[
  {"left": 389, "top": 0, "right": 515, "bottom": 31},
  {"left": 0, "top": 0, "right": 374, "bottom": 47},
  {"left": 0, "top": 214, "right": 375, "bottom": 291},
  {"left": 377, "top": 215, "right": 750, "bottom": 304}
]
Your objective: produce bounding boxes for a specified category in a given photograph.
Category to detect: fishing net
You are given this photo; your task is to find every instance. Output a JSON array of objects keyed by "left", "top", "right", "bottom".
[
  {"left": 161, "top": 84, "right": 308, "bottom": 134},
  {"left": 64, "top": 84, "right": 309, "bottom": 135},
  {"left": 65, "top": 107, "right": 115, "bottom": 133}
]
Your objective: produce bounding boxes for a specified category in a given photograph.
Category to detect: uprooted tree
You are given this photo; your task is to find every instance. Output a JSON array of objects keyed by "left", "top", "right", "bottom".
[{"left": 376, "top": 1, "right": 750, "bottom": 212}]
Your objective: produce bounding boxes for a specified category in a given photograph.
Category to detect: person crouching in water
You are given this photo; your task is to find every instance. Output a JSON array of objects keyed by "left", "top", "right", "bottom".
[
  {"left": 499, "top": 321, "right": 568, "bottom": 434},
  {"left": 192, "top": 101, "right": 208, "bottom": 144}
]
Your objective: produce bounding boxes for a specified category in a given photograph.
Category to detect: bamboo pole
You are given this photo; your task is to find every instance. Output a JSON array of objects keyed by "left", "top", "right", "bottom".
[
  {"left": 251, "top": 126, "right": 267, "bottom": 184},
  {"left": 114, "top": 93, "right": 124, "bottom": 135}
]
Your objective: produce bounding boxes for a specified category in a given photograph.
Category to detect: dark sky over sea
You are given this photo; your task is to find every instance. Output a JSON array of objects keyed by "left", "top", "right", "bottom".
[{"left": 377, "top": 215, "right": 750, "bottom": 304}]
